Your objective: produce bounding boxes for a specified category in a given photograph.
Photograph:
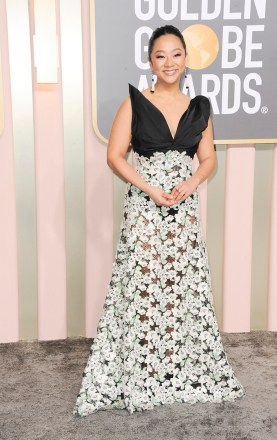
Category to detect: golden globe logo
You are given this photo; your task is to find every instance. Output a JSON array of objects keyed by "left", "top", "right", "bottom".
[{"left": 182, "top": 24, "right": 219, "bottom": 69}]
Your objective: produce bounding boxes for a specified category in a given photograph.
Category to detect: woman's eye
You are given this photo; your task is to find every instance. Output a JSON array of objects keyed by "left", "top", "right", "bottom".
[{"left": 156, "top": 53, "right": 181, "bottom": 59}]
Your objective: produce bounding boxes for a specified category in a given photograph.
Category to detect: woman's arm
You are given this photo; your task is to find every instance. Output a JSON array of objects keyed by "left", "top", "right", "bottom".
[
  {"left": 107, "top": 97, "right": 149, "bottom": 192},
  {"left": 171, "top": 117, "right": 216, "bottom": 202},
  {"left": 107, "top": 96, "right": 174, "bottom": 206}
]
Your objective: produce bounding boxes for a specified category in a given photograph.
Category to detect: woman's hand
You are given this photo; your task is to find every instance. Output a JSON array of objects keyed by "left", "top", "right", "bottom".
[
  {"left": 170, "top": 177, "right": 198, "bottom": 203},
  {"left": 146, "top": 185, "right": 176, "bottom": 206}
]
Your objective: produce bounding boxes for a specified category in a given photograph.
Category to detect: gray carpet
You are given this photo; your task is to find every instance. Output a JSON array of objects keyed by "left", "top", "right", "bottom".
[{"left": 0, "top": 331, "right": 276, "bottom": 440}]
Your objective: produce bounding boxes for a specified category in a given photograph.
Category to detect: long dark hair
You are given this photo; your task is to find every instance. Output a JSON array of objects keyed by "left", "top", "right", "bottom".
[{"left": 148, "top": 25, "right": 187, "bottom": 61}]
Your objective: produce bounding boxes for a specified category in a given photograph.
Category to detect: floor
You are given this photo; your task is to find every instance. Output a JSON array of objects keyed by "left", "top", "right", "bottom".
[{"left": 0, "top": 331, "right": 276, "bottom": 440}]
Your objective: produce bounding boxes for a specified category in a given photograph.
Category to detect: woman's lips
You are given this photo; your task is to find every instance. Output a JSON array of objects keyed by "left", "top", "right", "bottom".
[{"left": 163, "top": 69, "right": 178, "bottom": 76}]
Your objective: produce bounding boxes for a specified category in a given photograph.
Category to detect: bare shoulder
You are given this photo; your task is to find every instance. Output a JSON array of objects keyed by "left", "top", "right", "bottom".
[
  {"left": 113, "top": 95, "right": 132, "bottom": 123},
  {"left": 109, "top": 95, "right": 132, "bottom": 140},
  {"left": 118, "top": 95, "right": 132, "bottom": 112}
]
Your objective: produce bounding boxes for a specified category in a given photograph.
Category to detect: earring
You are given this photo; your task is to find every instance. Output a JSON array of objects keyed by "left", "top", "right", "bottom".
[
  {"left": 184, "top": 67, "right": 189, "bottom": 94},
  {"left": 150, "top": 71, "right": 155, "bottom": 93}
]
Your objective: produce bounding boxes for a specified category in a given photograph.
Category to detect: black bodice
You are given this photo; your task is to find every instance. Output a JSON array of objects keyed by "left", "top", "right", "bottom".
[{"left": 128, "top": 83, "right": 210, "bottom": 158}]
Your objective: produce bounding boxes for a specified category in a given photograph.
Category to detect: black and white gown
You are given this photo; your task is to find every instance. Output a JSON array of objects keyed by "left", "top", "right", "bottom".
[{"left": 73, "top": 83, "right": 245, "bottom": 416}]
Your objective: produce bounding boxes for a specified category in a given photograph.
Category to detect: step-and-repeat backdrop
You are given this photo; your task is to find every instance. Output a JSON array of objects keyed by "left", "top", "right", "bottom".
[{"left": 92, "top": 0, "right": 277, "bottom": 143}]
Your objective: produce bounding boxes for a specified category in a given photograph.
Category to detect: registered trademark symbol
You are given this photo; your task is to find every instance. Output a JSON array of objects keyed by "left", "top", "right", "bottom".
[{"left": 261, "top": 106, "right": 269, "bottom": 114}]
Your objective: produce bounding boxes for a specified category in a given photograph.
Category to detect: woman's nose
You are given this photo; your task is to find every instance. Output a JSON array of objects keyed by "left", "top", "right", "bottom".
[{"left": 164, "top": 57, "right": 174, "bottom": 67}]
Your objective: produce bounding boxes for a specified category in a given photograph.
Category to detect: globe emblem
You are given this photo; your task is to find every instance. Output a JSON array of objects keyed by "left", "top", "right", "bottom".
[{"left": 182, "top": 24, "right": 219, "bottom": 70}]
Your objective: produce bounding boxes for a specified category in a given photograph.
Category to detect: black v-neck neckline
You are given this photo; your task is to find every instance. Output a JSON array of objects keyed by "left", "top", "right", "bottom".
[{"left": 129, "top": 83, "right": 194, "bottom": 141}]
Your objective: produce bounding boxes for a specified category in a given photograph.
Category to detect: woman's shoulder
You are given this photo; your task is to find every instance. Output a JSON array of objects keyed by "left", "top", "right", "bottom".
[
  {"left": 191, "top": 95, "right": 211, "bottom": 121},
  {"left": 192, "top": 94, "right": 210, "bottom": 104},
  {"left": 128, "top": 82, "right": 140, "bottom": 96},
  {"left": 114, "top": 92, "right": 132, "bottom": 118},
  {"left": 127, "top": 82, "right": 140, "bottom": 105},
  {"left": 191, "top": 94, "right": 210, "bottom": 109},
  {"left": 128, "top": 82, "right": 150, "bottom": 101}
]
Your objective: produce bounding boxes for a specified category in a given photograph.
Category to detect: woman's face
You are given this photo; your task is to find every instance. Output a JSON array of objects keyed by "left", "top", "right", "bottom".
[{"left": 149, "top": 34, "right": 186, "bottom": 85}]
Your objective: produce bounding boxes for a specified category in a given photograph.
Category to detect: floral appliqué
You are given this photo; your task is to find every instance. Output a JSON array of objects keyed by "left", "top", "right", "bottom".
[{"left": 73, "top": 150, "right": 245, "bottom": 417}]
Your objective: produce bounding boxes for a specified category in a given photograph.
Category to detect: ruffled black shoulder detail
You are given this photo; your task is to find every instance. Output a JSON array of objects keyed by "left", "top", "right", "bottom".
[{"left": 193, "top": 95, "right": 210, "bottom": 127}]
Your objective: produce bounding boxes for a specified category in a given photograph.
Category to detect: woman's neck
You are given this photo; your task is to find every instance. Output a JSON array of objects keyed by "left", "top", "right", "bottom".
[{"left": 154, "top": 81, "right": 182, "bottom": 97}]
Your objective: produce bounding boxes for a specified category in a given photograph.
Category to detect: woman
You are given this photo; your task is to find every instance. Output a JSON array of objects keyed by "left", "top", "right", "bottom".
[{"left": 73, "top": 25, "right": 245, "bottom": 417}]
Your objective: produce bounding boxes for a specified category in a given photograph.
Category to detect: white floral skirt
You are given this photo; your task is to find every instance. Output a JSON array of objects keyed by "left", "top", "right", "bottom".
[{"left": 73, "top": 150, "right": 245, "bottom": 417}]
